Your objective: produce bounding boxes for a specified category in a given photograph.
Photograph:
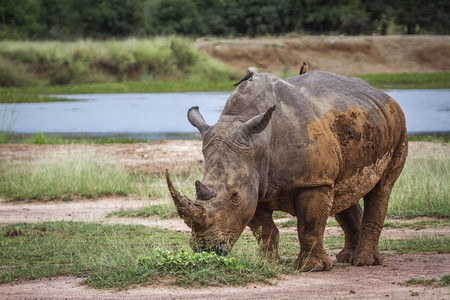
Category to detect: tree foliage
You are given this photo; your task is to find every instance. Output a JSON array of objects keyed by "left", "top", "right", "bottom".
[{"left": 0, "top": 0, "right": 448, "bottom": 40}]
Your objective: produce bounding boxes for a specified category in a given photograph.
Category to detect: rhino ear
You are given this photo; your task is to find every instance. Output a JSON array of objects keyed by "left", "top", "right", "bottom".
[
  {"left": 188, "top": 106, "right": 210, "bottom": 135},
  {"left": 241, "top": 105, "right": 276, "bottom": 136}
]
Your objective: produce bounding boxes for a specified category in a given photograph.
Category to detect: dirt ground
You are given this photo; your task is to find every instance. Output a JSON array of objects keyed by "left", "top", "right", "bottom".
[
  {"left": 0, "top": 140, "right": 449, "bottom": 299},
  {"left": 197, "top": 35, "right": 450, "bottom": 74}
]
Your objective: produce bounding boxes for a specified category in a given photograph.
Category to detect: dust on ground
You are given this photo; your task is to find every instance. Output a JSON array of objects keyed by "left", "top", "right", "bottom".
[
  {"left": 0, "top": 140, "right": 449, "bottom": 299},
  {"left": 197, "top": 35, "right": 450, "bottom": 75}
]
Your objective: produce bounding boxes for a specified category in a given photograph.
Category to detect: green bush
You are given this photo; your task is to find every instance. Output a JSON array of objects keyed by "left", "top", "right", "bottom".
[{"left": 0, "top": 38, "right": 231, "bottom": 87}]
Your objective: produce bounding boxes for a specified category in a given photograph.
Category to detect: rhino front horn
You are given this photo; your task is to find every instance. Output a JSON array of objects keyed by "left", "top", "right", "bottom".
[{"left": 165, "top": 169, "right": 206, "bottom": 227}]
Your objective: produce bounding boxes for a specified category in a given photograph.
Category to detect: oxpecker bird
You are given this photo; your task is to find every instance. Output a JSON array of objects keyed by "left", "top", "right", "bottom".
[
  {"left": 299, "top": 61, "right": 309, "bottom": 75},
  {"left": 233, "top": 72, "right": 254, "bottom": 87}
]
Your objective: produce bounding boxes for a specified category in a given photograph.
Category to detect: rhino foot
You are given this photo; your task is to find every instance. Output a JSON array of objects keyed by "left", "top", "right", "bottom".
[
  {"left": 350, "top": 249, "right": 383, "bottom": 266},
  {"left": 296, "top": 253, "right": 334, "bottom": 272},
  {"left": 336, "top": 248, "right": 354, "bottom": 263}
]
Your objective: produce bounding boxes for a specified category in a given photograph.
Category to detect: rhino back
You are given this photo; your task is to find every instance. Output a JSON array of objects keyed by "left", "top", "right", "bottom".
[{"left": 223, "top": 70, "right": 406, "bottom": 212}]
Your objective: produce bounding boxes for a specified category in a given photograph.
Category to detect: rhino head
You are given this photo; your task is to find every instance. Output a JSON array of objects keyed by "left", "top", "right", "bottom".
[{"left": 166, "top": 104, "right": 276, "bottom": 255}]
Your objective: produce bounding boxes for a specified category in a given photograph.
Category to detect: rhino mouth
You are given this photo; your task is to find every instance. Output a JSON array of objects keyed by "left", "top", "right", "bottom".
[{"left": 191, "top": 240, "right": 229, "bottom": 256}]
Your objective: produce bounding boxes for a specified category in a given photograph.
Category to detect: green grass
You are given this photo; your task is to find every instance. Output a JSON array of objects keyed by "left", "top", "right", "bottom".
[
  {"left": 0, "top": 79, "right": 236, "bottom": 103},
  {"left": 0, "top": 222, "right": 282, "bottom": 289},
  {"left": 355, "top": 72, "right": 450, "bottom": 89},
  {"left": 0, "top": 150, "right": 202, "bottom": 201},
  {"left": 388, "top": 156, "right": 450, "bottom": 218},
  {"left": 379, "top": 236, "right": 450, "bottom": 254},
  {"left": 408, "top": 133, "right": 450, "bottom": 143},
  {"left": 0, "top": 151, "right": 133, "bottom": 201},
  {"left": 405, "top": 277, "right": 437, "bottom": 286},
  {"left": 0, "top": 38, "right": 232, "bottom": 87},
  {"left": 384, "top": 219, "right": 450, "bottom": 229},
  {"left": 406, "top": 275, "right": 450, "bottom": 287},
  {"left": 108, "top": 204, "right": 178, "bottom": 219},
  {"left": 1, "top": 222, "right": 448, "bottom": 290}
]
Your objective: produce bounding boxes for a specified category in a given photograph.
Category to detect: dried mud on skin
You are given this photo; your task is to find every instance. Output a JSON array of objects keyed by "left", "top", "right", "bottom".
[{"left": 0, "top": 140, "right": 449, "bottom": 299}]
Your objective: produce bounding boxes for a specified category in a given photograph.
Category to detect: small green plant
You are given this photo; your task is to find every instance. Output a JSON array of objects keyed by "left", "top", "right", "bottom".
[
  {"left": 27, "top": 131, "right": 47, "bottom": 144},
  {"left": 440, "top": 275, "right": 450, "bottom": 287},
  {"left": 137, "top": 248, "right": 238, "bottom": 274}
]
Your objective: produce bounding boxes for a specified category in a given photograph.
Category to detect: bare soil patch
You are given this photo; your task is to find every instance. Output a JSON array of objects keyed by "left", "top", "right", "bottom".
[
  {"left": 197, "top": 35, "right": 450, "bottom": 74},
  {"left": 0, "top": 140, "right": 449, "bottom": 299}
]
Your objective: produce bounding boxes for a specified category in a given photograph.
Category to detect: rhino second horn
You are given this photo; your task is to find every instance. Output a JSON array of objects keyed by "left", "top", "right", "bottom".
[
  {"left": 165, "top": 169, "right": 206, "bottom": 227},
  {"left": 195, "top": 180, "right": 215, "bottom": 200}
]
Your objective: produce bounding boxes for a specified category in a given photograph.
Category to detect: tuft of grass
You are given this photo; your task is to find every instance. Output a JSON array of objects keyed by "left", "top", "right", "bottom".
[
  {"left": 388, "top": 155, "right": 450, "bottom": 218},
  {"left": 379, "top": 236, "right": 450, "bottom": 254},
  {"left": 406, "top": 277, "right": 437, "bottom": 286},
  {"left": 405, "top": 275, "right": 450, "bottom": 287},
  {"left": 440, "top": 275, "right": 450, "bottom": 287},
  {"left": 384, "top": 219, "right": 450, "bottom": 229},
  {"left": 108, "top": 204, "right": 178, "bottom": 219},
  {"left": 0, "top": 151, "right": 133, "bottom": 201}
]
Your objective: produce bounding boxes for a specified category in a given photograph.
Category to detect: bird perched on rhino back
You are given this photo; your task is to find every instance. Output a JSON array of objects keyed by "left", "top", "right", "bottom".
[
  {"left": 233, "top": 67, "right": 259, "bottom": 87},
  {"left": 299, "top": 61, "right": 309, "bottom": 75},
  {"left": 233, "top": 72, "right": 253, "bottom": 87}
]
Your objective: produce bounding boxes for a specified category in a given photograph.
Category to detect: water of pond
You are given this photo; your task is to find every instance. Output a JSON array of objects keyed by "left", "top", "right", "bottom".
[{"left": 1, "top": 90, "right": 449, "bottom": 140}]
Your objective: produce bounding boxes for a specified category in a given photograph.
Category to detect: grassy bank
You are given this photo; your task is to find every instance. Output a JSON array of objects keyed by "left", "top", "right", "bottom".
[
  {"left": 1, "top": 72, "right": 449, "bottom": 103},
  {"left": 0, "top": 37, "right": 232, "bottom": 87}
]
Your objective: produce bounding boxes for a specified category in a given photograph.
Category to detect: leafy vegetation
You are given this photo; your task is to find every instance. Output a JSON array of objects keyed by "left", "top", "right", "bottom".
[
  {"left": 0, "top": 38, "right": 232, "bottom": 88},
  {"left": 1, "top": 0, "right": 448, "bottom": 40}
]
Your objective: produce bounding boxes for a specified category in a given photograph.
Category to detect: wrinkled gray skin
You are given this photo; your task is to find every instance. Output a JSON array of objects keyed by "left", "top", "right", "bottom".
[{"left": 166, "top": 70, "right": 408, "bottom": 271}]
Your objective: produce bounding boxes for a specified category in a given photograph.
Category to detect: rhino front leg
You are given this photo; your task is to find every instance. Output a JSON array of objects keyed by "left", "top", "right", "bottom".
[
  {"left": 248, "top": 207, "right": 280, "bottom": 261},
  {"left": 335, "top": 203, "right": 362, "bottom": 263},
  {"left": 294, "top": 186, "right": 333, "bottom": 271}
]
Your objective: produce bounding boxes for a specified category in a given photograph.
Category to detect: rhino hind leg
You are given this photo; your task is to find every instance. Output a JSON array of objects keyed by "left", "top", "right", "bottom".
[
  {"left": 335, "top": 203, "right": 363, "bottom": 263},
  {"left": 248, "top": 207, "right": 280, "bottom": 261},
  {"left": 351, "top": 140, "right": 407, "bottom": 266},
  {"left": 294, "top": 186, "right": 333, "bottom": 271}
]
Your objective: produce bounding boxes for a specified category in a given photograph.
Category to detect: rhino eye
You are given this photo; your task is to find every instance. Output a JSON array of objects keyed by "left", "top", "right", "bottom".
[{"left": 232, "top": 191, "right": 238, "bottom": 198}]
